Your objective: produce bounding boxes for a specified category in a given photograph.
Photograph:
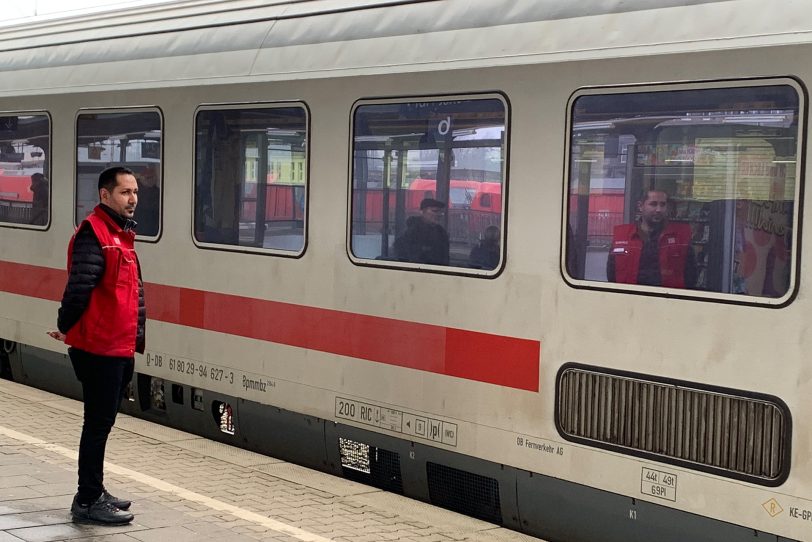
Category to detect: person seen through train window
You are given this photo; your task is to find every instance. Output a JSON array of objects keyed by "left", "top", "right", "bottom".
[
  {"left": 469, "top": 225, "right": 500, "bottom": 269},
  {"left": 394, "top": 197, "right": 450, "bottom": 265},
  {"left": 135, "top": 165, "right": 160, "bottom": 236},
  {"left": 29, "top": 172, "right": 48, "bottom": 225},
  {"left": 606, "top": 189, "right": 697, "bottom": 288},
  {"left": 47, "top": 166, "right": 143, "bottom": 525}
]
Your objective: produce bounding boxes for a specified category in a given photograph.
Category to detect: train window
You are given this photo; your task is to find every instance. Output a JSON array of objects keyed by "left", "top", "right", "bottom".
[
  {"left": 565, "top": 81, "right": 802, "bottom": 304},
  {"left": 194, "top": 105, "right": 307, "bottom": 254},
  {"left": 0, "top": 113, "right": 50, "bottom": 229},
  {"left": 76, "top": 109, "right": 162, "bottom": 238},
  {"left": 350, "top": 96, "right": 507, "bottom": 274}
]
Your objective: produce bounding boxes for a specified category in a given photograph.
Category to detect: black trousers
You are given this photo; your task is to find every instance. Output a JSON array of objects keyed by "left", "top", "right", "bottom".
[{"left": 69, "top": 348, "right": 134, "bottom": 504}]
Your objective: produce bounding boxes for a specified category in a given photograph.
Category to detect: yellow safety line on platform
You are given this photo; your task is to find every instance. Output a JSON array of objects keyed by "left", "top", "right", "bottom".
[{"left": 0, "top": 424, "right": 336, "bottom": 542}]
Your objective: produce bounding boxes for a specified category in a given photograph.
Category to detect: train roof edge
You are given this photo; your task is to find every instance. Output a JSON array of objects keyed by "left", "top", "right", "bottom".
[{"left": 0, "top": 0, "right": 808, "bottom": 95}]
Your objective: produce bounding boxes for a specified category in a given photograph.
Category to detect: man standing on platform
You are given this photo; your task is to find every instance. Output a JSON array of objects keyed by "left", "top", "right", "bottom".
[{"left": 48, "top": 166, "right": 144, "bottom": 525}]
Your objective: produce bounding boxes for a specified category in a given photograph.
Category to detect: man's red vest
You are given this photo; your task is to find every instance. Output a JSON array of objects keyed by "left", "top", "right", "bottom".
[
  {"left": 65, "top": 205, "right": 141, "bottom": 357},
  {"left": 610, "top": 222, "right": 692, "bottom": 288}
]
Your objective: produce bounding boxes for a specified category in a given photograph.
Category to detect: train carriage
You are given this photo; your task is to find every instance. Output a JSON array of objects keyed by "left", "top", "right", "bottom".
[{"left": 0, "top": 1, "right": 810, "bottom": 541}]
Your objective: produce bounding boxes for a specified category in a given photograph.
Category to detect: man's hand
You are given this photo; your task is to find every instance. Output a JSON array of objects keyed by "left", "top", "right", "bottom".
[{"left": 46, "top": 331, "right": 66, "bottom": 342}]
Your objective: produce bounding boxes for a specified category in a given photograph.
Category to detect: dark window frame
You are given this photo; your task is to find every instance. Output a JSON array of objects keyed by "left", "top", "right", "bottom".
[
  {"left": 74, "top": 106, "right": 164, "bottom": 242},
  {"left": 347, "top": 92, "right": 511, "bottom": 278},
  {"left": 562, "top": 78, "right": 806, "bottom": 307},
  {"left": 191, "top": 101, "right": 310, "bottom": 258},
  {"left": 0, "top": 110, "right": 52, "bottom": 231}
]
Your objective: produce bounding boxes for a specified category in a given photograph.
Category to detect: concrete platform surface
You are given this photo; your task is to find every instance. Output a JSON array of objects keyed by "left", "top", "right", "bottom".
[{"left": 0, "top": 379, "right": 543, "bottom": 542}]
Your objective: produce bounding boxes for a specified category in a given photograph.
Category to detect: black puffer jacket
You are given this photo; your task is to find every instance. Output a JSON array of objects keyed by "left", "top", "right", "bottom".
[
  {"left": 57, "top": 205, "right": 146, "bottom": 354},
  {"left": 393, "top": 216, "right": 450, "bottom": 265}
]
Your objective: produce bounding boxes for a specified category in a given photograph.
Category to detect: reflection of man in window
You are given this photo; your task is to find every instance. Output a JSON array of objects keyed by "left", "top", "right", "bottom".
[
  {"left": 394, "top": 198, "right": 449, "bottom": 265},
  {"left": 607, "top": 190, "right": 696, "bottom": 288}
]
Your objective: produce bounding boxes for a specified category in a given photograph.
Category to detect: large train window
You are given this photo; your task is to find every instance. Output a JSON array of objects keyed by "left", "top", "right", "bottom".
[
  {"left": 76, "top": 109, "right": 163, "bottom": 238},
  {"left": 349, "top": 95, "right": 507, "bottom": 274},
  {"left": 565, "top": 80, "right": 802, "bottom": 304},
  {"left": 194, "top": 104, "right": 308, "bottom": 255},
  {"left": 0, "top": 113, "right": 50, "bottom": 229}
]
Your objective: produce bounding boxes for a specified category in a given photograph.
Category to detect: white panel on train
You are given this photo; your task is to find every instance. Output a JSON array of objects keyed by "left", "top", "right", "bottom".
[{"left": 0, "top": 1, "right": 809, "bottom": 542}]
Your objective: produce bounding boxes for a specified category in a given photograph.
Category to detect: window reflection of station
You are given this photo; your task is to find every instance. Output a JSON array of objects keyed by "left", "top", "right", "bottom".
[
  {"left": 351, "top": 97, "right": 507, "bottom": 272},
  {"left": 0, "top": 115, "right": 50, "bottom": 226},
  {"left": 567, "top": 84, "right": 798, "bottom": 299}
]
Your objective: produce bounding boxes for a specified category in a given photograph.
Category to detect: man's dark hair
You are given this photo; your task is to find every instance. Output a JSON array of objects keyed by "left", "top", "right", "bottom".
[
  {"left": 98, "top": 166, "right": 135, "bottom": 193},
  {"left": 639, "top": 189, "right": 669, "bottom": 203},
  {"left": 419, "top": 197, "right": 446, "bottom": 210}
]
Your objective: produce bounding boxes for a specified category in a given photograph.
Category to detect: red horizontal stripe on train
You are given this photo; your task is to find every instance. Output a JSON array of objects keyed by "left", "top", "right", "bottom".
[
  {"left": 1, "top": 261, "right": 539, "bottom": 391},
  {"left": 0, "top": 261, "right": 65, "bottom": 301},
  {"left": 146, "top": 283, "right": 539, "bottom": 391}
]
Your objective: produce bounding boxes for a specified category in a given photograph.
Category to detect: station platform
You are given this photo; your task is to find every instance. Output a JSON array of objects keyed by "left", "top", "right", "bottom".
[{"left": 0, "top": 379, "right": 542, "bottom": 542}]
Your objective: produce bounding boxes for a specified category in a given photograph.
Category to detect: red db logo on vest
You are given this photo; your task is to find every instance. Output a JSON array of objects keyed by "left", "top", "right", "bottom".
[{"left": 113, "top": 237, "right": 121, "bottom": 245}]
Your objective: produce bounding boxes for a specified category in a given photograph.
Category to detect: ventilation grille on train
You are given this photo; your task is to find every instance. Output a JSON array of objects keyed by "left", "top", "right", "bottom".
[
  {"left": 338, "top": 438, "right": 403, "bottom": 494},
  {"left": 426, "top": 462, "right": 502, "bottom": 524},
  {"left": 557, "top": 366, "right": 790, "bottom": 485}
]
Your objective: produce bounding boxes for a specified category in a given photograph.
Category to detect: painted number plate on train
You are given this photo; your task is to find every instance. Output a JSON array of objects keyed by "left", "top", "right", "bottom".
[
  {"left": 641, "top": 467, "right": 678, "bottom": 502},
  {"left": 335, "top": 397, "right": 457, "bottom": 446}
]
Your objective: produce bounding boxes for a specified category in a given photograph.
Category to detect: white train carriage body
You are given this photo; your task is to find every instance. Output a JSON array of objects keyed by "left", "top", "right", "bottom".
[{"left": 0, "top": 1, "right": 809, "bottom": 540}]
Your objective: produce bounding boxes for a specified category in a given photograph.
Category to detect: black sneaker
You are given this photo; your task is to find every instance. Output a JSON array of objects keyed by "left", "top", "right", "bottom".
[
  {"left": 71, "top": 494, "right": 134, "bottom": 525},
  {"left": 100, "top": 489, "right": 131, "bottom": 510}
]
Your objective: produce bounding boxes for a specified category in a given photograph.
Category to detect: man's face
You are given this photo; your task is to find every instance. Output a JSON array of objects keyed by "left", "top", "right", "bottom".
[
  {"left": 101, "top": 173, "right": 138, "bottom": 219},
  {"left": 422, "top": 205, "right": 444, "bottom": 225},
  {"left": 639, "top": 191, "right": 668, "bottom": 228}
]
